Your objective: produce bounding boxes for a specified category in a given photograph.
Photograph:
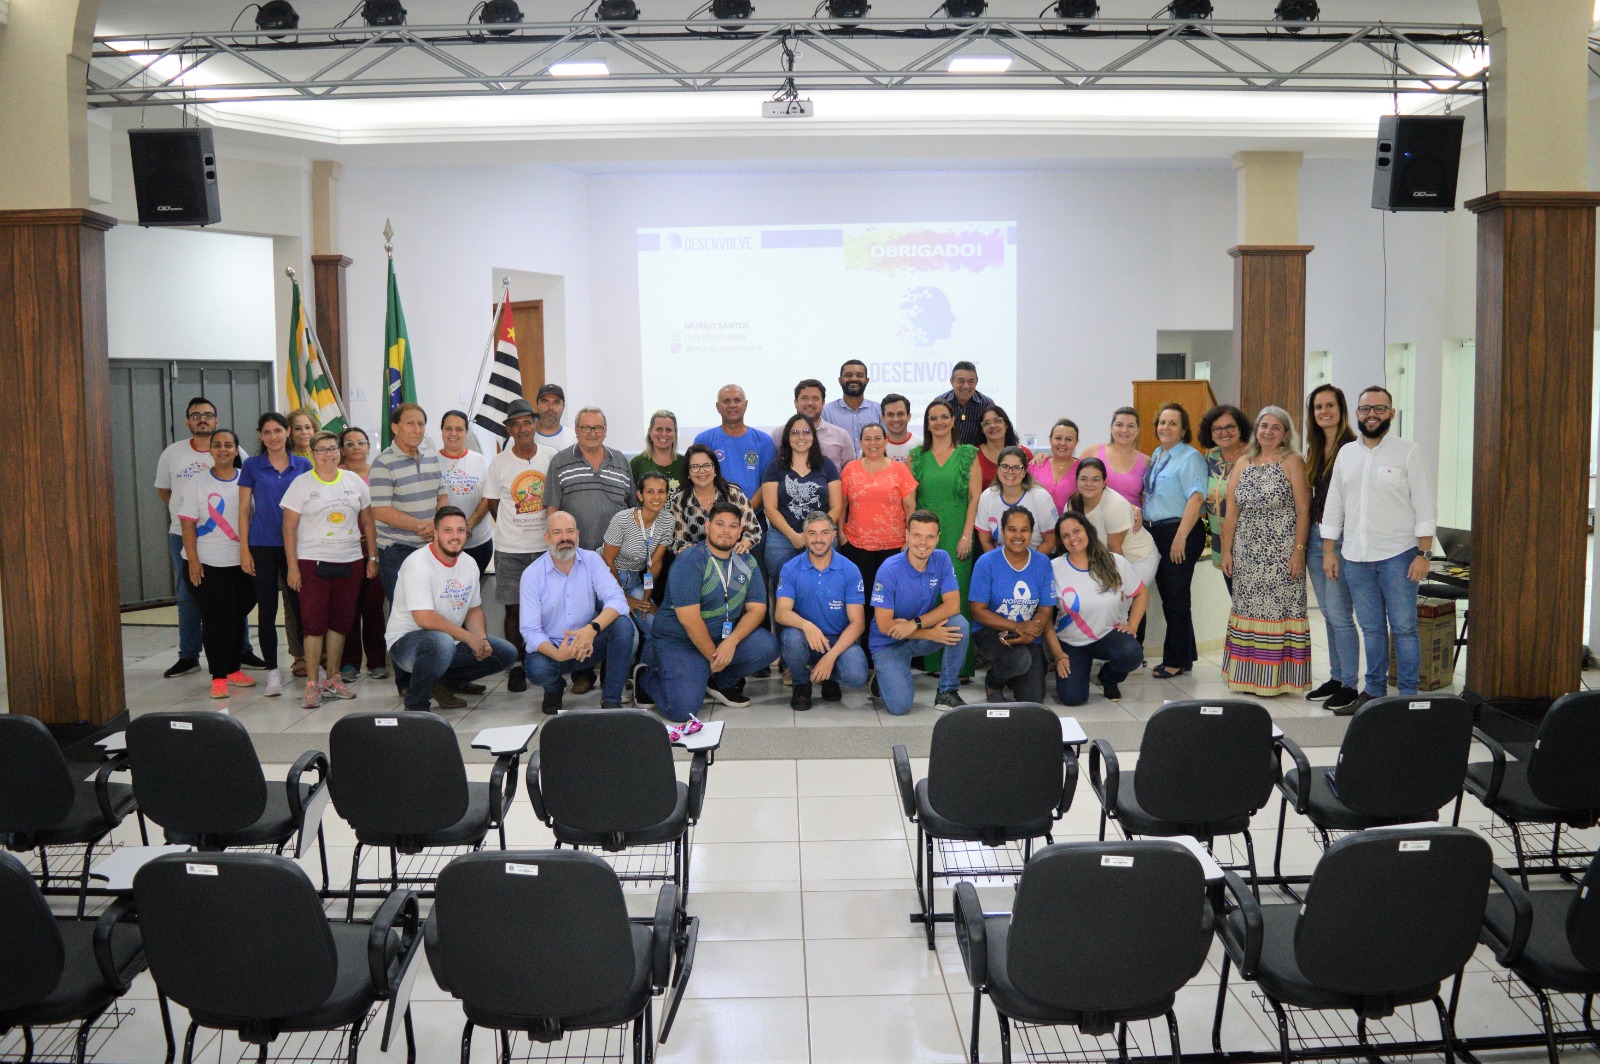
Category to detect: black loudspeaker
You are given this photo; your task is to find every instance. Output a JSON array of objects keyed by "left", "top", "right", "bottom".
[
  {"left": 128, "top": 127, "right": 221, "bottom": 227},
  {"left": 1371, "top": 114, "right": 1465, "bottom": 213}
]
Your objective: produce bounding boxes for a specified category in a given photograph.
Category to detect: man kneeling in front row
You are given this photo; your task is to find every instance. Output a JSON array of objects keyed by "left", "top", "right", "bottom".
[
  {"left": 869, "top": 509, "right": 970, "bottom": 716},
  {"left": 774, "top": 511, "right": 869, "bottom": 711},
  {"left": 385, "top": 505, "right": 519, "bottom": 711}
]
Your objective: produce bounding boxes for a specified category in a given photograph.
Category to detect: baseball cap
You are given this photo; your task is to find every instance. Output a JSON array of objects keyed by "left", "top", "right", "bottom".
[{"left": 536, "top": 383, "right": 565, "bottom": 401}]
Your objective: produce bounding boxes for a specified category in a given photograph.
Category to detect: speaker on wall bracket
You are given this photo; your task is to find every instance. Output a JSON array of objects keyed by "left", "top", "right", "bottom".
[
  {"left": 129, "top": 127, "right": 222, "bottom": 227},
  {"left": 1372, "top": 113, "right": 1466, "bottom": 213}
]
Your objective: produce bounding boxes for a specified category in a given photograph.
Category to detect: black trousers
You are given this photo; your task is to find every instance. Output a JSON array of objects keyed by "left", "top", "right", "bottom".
[
  {"left": 971, "top": 627, "right": 1046, "bottom": 703},
  {"left": 840, "top": 543, "right": 899, "bottom": 664},
  {"left": 1148, "top": 518, "right": 1205, "bottom": 670},
  {"left": 193, "top": 564, "right": 257, "bottom": 679}
]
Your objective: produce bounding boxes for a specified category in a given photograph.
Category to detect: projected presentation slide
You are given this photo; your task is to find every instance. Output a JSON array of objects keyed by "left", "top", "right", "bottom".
[{"left": 637, "top": 221, "right": 1017, "bottom": 433}]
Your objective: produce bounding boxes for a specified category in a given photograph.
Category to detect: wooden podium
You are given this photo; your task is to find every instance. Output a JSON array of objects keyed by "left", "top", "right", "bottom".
[{"left": 1131, "top": 380, "right": 1218, "bottom": 454}]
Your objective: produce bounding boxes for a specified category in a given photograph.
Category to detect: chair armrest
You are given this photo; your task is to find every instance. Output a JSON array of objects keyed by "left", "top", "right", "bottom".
[
  {"left": 1088, "top": 739, "right": 1118, "bottom": 812},
  {"left": 93, "top": 898, "right": 142, "bottom": 993},
  {"left": 1482, "top": 865, "right": 1532, "bottom": 966},
  {"left": 953, "top": 882, "right": 988, "bottom": 988},
  {"left": 488, "top": 753, "right": 520, "bottom": 828},
  {"left": 286, "top": 749, "right": 329, "bottom": 823},
  {"left": 1214, "top": 869, "right": 1262, "bottom": 978},
  {"left": 524, "top": 750, "right": 549, "bottom": 823},
  {"left": 1470, "top": 727, "right": 1508, "bottom": 804},
  {"left": 651, "top": 884, "right": 679, "bottom": 989},
  {"left": 1056, "top": 746, "right": 1080, "bottom": 818},
  {"left": 1273, "top": 736, "right": 1312, "bottom": 814},
  {"left": 891, "top": 745, "right": 916, "bottom": 821},
  {"left": 687, "top": 751, "right": 709, "bottom": 822},
  {"left": 93, "top": 753, "right": 130, "bottom": 827},
  {"left": 368, "top": 889, "right": 420, "bottom": 996}
]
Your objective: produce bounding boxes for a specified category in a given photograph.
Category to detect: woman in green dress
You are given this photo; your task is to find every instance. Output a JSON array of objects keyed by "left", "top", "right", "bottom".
[{"left": 909, "top": 399, "right": 982, "bottom": 677}]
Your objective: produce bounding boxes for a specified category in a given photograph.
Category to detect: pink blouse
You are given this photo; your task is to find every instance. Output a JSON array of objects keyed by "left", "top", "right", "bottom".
[{"left": 1097, "top": 445, "right": 1148, "bottom": 511}]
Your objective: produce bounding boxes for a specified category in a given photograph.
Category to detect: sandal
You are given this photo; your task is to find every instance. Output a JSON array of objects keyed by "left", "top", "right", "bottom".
[{"left": 1151, "top": 664, "right": 1190, "bottom": 680}]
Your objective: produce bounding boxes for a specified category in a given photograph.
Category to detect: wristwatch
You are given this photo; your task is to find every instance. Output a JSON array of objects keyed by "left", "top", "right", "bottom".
[{"left": 589, "top": 620, "right": 602, "bottom": 634}]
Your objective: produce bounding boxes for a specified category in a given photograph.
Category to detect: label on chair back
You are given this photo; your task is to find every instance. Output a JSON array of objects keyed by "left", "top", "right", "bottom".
[
  {"left": 375, "top": 718, "right": 398, "bottom": 726},
  {"left": 986, "top": 709, "right": 1010, "bottom": 718},
  {"left": 185, "top": 863, "right": 218, "bottom": 875},
  {"left": 1100, "top": 855, "right": 1134, "bottom": 868},
  {"left": 170, "top": 721, "right": 193, "bottom": 731},
  {"left": 1398, "top": 840, "right": 1431, "bottom": 852},
  {"left": 506, "top": 863, "right": 540, "bottom": 876},
  {"left": 1200, "top": 706, "right": 1223, "bottom": 715},
  {"left": 1408, "top": 701, "right": 1429, "bottom": 709}
]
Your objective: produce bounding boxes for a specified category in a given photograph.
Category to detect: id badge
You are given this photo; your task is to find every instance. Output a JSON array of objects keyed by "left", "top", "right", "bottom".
[
  {"left": 642, "top": 572, "right": 654, "bottom": 591},
  {"left": 721, "top": 620, "right": 733, "bottom": 639}
]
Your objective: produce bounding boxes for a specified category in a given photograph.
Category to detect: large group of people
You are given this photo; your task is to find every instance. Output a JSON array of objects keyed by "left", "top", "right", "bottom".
[{"left": 156, "top": 358, "right": 1438, "bottom": 727}]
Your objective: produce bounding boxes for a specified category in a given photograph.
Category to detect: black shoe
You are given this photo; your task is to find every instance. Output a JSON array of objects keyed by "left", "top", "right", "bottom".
[
  {"left": 446, "top": 681, "right": 486, "bottom": 695},
  {"left": 431, "top": 685, "right": 467, "bottom": 710},
  {"left": 631, "top": 664, "right": 655, "bottom": 708},
  {"left": 570, "top": 669, "right": 595, "bottom": 695},
  {"left": 1306, "top": 679, "right": 1342, "bottom": 701},
  {"left": 934, "top": 689, "right": 967, "bottom": 710},
  {"left": 984, "top": 682, "right": 1006, "bottom": 703},
  {"left": 1325, "top": 686, "right": 1363, "bottom": 715},
  {"left": 870, "top": 676, "right": 881, "bottom": 698},
  {"left": 239, "top": 650, "right": 267, "bottom": 670},
  {"left": 752, "top": 666, "right": 772, "bottom": 679},
  {"left": 542, "top": 687, "right": 564, "bottom": 715},
  {"left": 791, "top": 683, "right": 813, "bottom": 711},
  {"left": 163, "top": 657, "right": 200, "bottom": 678},
  {"left": 507, "top": 666, "right": 527, "bottom": 693},
  {"left": 1101, "top": 678, "right": 1123, "bottom": 701},
  {"left": 706, "top": 683, "right": 752, "bottom": 709},
  {"left": 820, "top": 679, "right": 842, "bottom": 702},
  {"left": 600, "top": 700, "right": 624, "bottom": 709}
]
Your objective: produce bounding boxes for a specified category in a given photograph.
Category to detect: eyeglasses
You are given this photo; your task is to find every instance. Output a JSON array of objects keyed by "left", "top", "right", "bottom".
[
  {"left": 576, "top": 424, "right": 606, "bottom": 434},
  {"left": 312, "top": 446, "right": 340, "bottom": 455},
  {"left": 1212, "top": 424, "right": 1238, "bottom": 434},
  {"left": 1356, "top": 405, "right": 1392, "bottom": 415},
  {"left": 688, "top": 463, "right": 715, "bottom": 472},
  {"left": 188, "top": 412, "right": 216, "bottom": 420},
  {"left": 997, "top": 464, "right": 1025, "bottom": 473}
]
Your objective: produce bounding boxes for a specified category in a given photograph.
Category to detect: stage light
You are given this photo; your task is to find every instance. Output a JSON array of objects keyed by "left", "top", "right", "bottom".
[
  {"left": 712, "top": 0, "right": 754, "bottom": 18},
  {"left": 943, "top": 0, "right": 986, "bottom": 17},
  {"left": 255, "top": 0, "right": 300, "bottom": 35},
  {"left": 1053, "top": 0, "right": 1098, "bottom": 19},
  {"left": 479, "top": 0, "right": 524, "bottom": 33},
  {"left": 948, "top": 55, "right": 1011, "bottom": 72},
  {"left": 596, "top": 0, "right": 639, "bottom": 19},
  {"left": 1274, "top": 0, "right": 1319, "bottom": 27},
  {"left": 361, "top": 0, "right": 407, "bottom": 26},
  {"left": 1167, "top": 0, "right": 1211, "bottom": 17},
  {"left": 827, "top": 0, "right": 870, "bottom": 20}
]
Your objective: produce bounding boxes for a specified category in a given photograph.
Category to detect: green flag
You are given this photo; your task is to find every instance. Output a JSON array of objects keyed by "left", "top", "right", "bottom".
[
  {"left": 382, "top": 256, "right": 418, "bottom": 449},
  {"left": 284, "top": 277, "right": 346, "bottom": 434}
]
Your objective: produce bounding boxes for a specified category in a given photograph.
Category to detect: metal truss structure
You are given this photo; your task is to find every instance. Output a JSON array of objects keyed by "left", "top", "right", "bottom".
[{"left": 88, "top": 17, "right": 1489, "bottom": 107}]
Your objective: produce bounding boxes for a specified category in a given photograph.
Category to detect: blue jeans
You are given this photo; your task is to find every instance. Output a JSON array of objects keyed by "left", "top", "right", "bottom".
[
  {"left": 616, "top": 569, "right": 657, "bottom": 660},
  {"left": 1342, "top": 548, "right": 1421, "bottom": 696},
  {"left": 763, "top": 534, "right": 803, "bottom": 589},
  {"left": 643, "top": 626, "right": 780, "bottom": 723},
  {"left": 1307, "top": 529, "right": 1359, "bottom": 689},
  {"left": 378, "top": 543, "right": 419, "bottom": 606},
  {"left": 1055, "top": 631, "right": 1143, "bottom": 706},
  {"left": 523, "top": 616, "right": 637, "bottom": 704},
  {"left": 779, "top": 626, "right": 870, "bottom": 688},
  {"left": 872, "top": 615, "right": 972, "bottom": 716},
  {"left": 170, "top": 533, "right": 252, "bottom": 662},
  {"left": 389, "top": 629, "right": 518, "bottom": 711}
]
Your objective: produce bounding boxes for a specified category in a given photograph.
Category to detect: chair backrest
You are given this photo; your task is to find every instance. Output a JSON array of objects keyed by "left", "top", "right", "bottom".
[
  {"left": 127, "top": 712, "right": 268, "bottom": 837},
  {"left": 1525, "top": 692, "right": 1600, "bottom": 812},
  {"left": 0, "top": 715, "right": 74, "bottom": 835},
  {"left": 1297, "top": 827, "right": 1491, "bottom": 995},
  {"left": 926, "top": 704, "right": 1065, "bottom": 828},
  {"left": 1133, "top": 700, "right": 1275, "bottom": 824},
  {"left": 538, "top": 710, "right": 679, "bottom": 832},
  {"left": 1331, "top": 695, "right": 1474, "bottom": 818},
  {"left": 133, "top": 852, "right": 337, "bottom": 1021},
  {"left": 329, "top": 712, "right": 469, "bottom": 836},
  {"left": 1007, "top": 841, "right": 1210, "bottom": 1011},
  {"left": 0, "top": 851, "right": 66, "bottom": 1011},
  {"left": 1566, "top": 851, "right": 1600, "bottom": 973},
  {"left": 430, "top": 851, "right": 635, "bottom": 1020}
]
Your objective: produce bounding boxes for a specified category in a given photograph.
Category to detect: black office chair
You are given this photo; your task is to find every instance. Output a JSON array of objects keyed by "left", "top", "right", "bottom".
[
  {"left": 0, "top": 715, "right": 143, "bottom": 916},
  {"left": 134, "top": 851, "right": 421, "bottom": 1064},
  {"left": 1089, "top": 699, "right": 1275, "bottom": 890},
  {"left": 0, "top": 852, "right": 145, "bottom": 1064},
  {"left": 893, "top": 703, "right": 1077, "bottom": 949},
  {"left": 1460, "top": 691, "right": 1600, "bottom": 886},
  {"left": 125, "top": 711, "right": 331, "bottom": 891},
  {"left": 1480, "top": 849, "right": 1599, "bottom": 1064},
  {"left": 426, "top": 850, "right": 698, "bottom": 1064},
  {"left": 1272, "top": 694, "right": 1475, "bottom": 889},
  {"left": 526, "top": 709, "right": 708, "bottom": 905},
  {"left": 953, "top": 840, "right": 1212, "bottom": 1064},
  {"left": 330, "top": 712, "right": 524, "bottom": 917},
  {"left": 1216, "top": 825, "right": 1511, "bottom": 1064},
  {"left": 1423, "top": 526, "right": 1472, "bottom": 669}
]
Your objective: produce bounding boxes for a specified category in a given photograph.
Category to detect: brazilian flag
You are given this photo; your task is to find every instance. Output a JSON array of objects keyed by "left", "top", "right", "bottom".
[{"left": 382, "top": 256, "right": 418, "bottom": 448}]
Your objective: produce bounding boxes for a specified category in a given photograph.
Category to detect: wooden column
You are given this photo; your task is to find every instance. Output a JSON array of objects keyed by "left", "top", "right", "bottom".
[
  {"left": 1466, "top": 191, "right": 1600, "bottom": 706},
  {"left": 311, "top": 254, "right": 353, "bottom": 393},
  {"left": 1229, "top": 245, "right": 1312, "bottom": 419},
  {"left": 0, "top": 208, "right": 125, "bottom": 725}
]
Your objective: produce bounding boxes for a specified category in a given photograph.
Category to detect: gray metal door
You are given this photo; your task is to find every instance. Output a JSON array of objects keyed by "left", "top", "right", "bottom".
[{"left": 110, "top": 360, "right": 274, "bottom": 608}]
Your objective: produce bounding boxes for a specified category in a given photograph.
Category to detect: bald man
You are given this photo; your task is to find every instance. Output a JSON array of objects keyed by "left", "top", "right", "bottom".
[{"left": 694, "top": 384, "right": 777, "bottom": 507}]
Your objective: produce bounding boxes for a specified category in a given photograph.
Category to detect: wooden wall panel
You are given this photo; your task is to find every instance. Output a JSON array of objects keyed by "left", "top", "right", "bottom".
[
  {"left": 1230, "top": 245, "right": 1312, "bottom": 422},
  {"left": 311, "top": 253, "right": 352, "bottom": 394},
  {"left": 1466, "top": 191, "right": 1600, "bottom": 704},
  {"left": 0, "top": 209, "right": 125, "bottom": 725}
]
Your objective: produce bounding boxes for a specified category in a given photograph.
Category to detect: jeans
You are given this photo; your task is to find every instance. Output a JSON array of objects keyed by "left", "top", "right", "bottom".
[
  {"left": 389, "top": 629, "right": 518, "bottom": 711},
  {"left": 873, "top": 615, "right": 972, "bottom": 716},
  {"left": 1149, "top": 519, "right": 1205, "bottom": 669},
  {"left": 523, "top": 615, "right": 637, "bottom": 704},
  {"left": 249, "top": 545, "right": 302, "bottom": 670},
  {"left": 378, "top": 543, "right": 419, "bottom": 606},
  {"left": 643, "top": 626, "right": 780, "bottom": 723},
  {"left": 170, "top": 533, "right": 253, "bottom": 662},
  {"left": 1342, "top": 548, "right": 1421, "bottom": 696},
  {"left": 971, "top": 627, "right": 1047, "bottom": 703},
  {"left": 1306, "top": 529, "right": 1360, "bottom": 689},
  {"left": 763, "top": 534, "right": 804, "bottom": 589},
  {"left": 616, "top": 569, "right": 658, "bottom": 661},
  {"left": 1055, "top": 631, "right": 1144, "bottom": 706},
  {"left": 779, "top": 627, "right": 870, "bottom": 688}
]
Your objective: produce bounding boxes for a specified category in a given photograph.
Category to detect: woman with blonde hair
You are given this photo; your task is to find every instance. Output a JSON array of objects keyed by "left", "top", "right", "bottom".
[
  {"left": 631, "top": 409, "right": 687, "bottom": 503},
  {"left": 286, "top": 407, "right": 319, "bottom": 460}
]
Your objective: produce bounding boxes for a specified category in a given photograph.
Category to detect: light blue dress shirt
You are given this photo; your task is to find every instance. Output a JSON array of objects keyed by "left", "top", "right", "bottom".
[
  {"left": 1141, "top": 442, "right": 1208, "bottom": 523},
  {"left": 518, "top": 548, "right": 629, "bottom": 652}
]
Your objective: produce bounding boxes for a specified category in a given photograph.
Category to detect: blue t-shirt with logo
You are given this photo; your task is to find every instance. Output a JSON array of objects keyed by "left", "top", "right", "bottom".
[
  {"left": 654, "top": 540, "right": 767, "bottom": 644},
  {"left": 969, "top": 549, "right": 1055, "bottom": 633},
  {"left": 776, "top": 551, "right": 864, "bottom": 640},
  {"left": 868, "top": 549, "right": 960, "bottom": 651},
  {"left": 694, "top": 426, "right": 777, "bottom": 504}
]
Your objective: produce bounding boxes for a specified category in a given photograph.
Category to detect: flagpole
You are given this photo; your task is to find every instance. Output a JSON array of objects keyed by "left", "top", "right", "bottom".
[
  {"left": 286, "top": 266, "right": 350, "bottom": 427},
  {"left": 465, "top": 276, "right": 511, "bottom": 427}
]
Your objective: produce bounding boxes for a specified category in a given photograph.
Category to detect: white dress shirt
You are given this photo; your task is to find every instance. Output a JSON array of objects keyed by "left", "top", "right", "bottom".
[{"left": 1319, "top": 433, "right": 1436, "bottom": 563}]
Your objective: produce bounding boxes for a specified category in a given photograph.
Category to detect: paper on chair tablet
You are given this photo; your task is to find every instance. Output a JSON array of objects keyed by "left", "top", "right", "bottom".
[
  {"left": 674, "top": 720, "right": 725, "bottom": 751},
  {"left": 96, "top": 731, "right": 127, "bottom": 753},
  {"left": 470, "top": 724, "right": 539, "bottom": 755},
  {"left": 1168, "top": 836, "right": 1224, "bottom": 882},
  {"left": 89, "top": 845, "right": 190, "bottom": 892},
  {"left": 1058, "top": 717, "right": 1087, "bottom": 745}
]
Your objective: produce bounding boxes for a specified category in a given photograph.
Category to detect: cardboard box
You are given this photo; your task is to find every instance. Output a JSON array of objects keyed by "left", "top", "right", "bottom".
[{"left": 1388, "top": 596, "right": 1458, "bottom": 691}]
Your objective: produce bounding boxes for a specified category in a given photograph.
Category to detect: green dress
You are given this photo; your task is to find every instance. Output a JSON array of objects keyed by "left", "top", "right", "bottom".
[{"left": 909, "top": 443, "right": 978, "bottom": 677}]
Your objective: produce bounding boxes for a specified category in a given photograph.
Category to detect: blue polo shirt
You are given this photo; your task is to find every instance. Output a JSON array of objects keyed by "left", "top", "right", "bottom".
[
  {"left": 655, "top": 540, "right": 767, "bottom": 644},
  {"left": 970, "top": 548, "right": 1055, "bottom": 632},
  {"left": 1142, "top": 442, "right": 1208, "bottom": 523},
  {"left": 694, "top": 426, "right": 776, "bottom": 504},
  {"left": 239, "top": 452, "right": 313, "bottom": 547},
  {"left": 776, "top": 550, "right": 865, "bottom": 640},
  {"left": 868, "top": 549, "right": 959, "bottom": 651}
]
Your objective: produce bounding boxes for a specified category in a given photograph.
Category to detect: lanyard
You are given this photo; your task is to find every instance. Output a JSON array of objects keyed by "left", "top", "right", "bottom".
[
  {"left": 636, "top": 508, "right": 655, "bottom": 556},
  {"left": 711, "top": 554, "right": 734, "bottom": 603}
]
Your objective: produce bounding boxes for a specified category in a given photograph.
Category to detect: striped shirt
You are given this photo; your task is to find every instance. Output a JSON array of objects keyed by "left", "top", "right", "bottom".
[
  {"left": 544, "top": 445, "right": 635, "bottom": 551},
  {"left": 602, "top": 506, "right": 675, "bottom": 574},
  {"left": 370, "top": 443, "right": 444, "bottom": 549}
]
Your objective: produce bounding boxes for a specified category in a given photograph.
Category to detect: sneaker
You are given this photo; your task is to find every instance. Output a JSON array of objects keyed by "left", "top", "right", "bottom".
[
  {"left": 430, "top": 684, "right": 466, "bottom": 709},
  {"left": 934, "top": 689, "right": 967, "bottom": 710},
  {"left": 341, "top": 665, "right": 359, "bottom": 683},
  {"left": 209, "top": 678, "right": 229, "bottom": 699},
  {"left": 301, "top": 683, "right": 322, "bottom": 710},
  {"left": 225, "top": 670, "right": 256, "bottom": 688},
  {"left": 1324, "top": 686, "right": 1362, "bottom": 715},
  {"left": 164, "top": 657, "right": 200, "bottom": 679},
  {"left": 1306, "top": 679, "right": 1343, "bottom": 701},
  {"left": 507, "top": 665, "right": 528, "bottom": 693},
  {"left": 820, "top": 679, "right": 842, "bottom": 702},
  {"left": 367, "top": 666, "right": 389, "bottom": 680},
  {"left": 321, "top": 678, "right": 357, "bottom": 701},
  {"left": 239, "top": 650, "right": 267, "bottom": 671},
  {"left": 984, "top": 682, "right": 1006, "bottom": 703},
  {"left": 632, "top": 664, "right": 656, "bottom": 708},
  {"left": 781, "top": 669, "right": 794, "bottom": 687},
  {"left": 706, "top": 683, "right": 752, "bottom": 709},
  {"left": 1102, "top": 678, "right": 1123, "bottom": 701},
  {"left": 790, "top": 682, "right": 813, "bottom": 711},
  {"left": 542, "top": 688, "right": 564, "bottom": 715},
  {"left": 264, "top": 669, "right": 282, "bottom": 698},
  {"left": 291, "top": 657, "right": 308, "bottom": 678},
  {"left": 570, "top": 670, "right": 595, "bottom": 695},
  {"left": 666, "top": 717, "right": 704, "bottom": 743}
]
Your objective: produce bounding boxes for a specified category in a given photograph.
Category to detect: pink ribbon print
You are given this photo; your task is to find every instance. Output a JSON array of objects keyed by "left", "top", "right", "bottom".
[{"left": 196, "top": 492, "right": 239, "bottom": 542}]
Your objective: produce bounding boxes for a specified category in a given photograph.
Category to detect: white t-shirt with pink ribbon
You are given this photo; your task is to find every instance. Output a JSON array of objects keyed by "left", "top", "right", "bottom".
[{"left": 176, "top": 469, "right": 245, "bottom": 568}]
